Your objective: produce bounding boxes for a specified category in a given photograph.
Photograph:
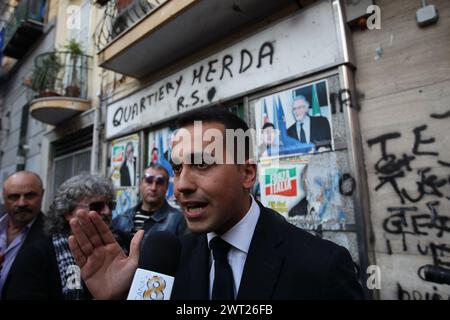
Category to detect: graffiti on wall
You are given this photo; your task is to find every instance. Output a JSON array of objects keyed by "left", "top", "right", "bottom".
[{"left": 368, "top": 110, "right": 450, "bottom": 299}]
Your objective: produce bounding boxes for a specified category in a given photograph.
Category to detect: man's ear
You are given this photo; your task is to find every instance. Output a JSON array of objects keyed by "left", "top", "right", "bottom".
[{"left": 242, "top": 161, "right": 257, "bottom": 189}]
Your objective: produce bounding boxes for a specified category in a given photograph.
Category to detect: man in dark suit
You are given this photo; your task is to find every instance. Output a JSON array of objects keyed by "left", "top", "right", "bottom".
[
  {"left": 68, "top": 108, "right": 363, "bottom": 300},
  {"left": 120, "top": 142, "right": 136, "bottom": 187},
  {"left": 287, "top": 95, "right": 332, "bottom": 151},
  {"left": 0, "top": 171, "right": 46, "bottom": 299},
  {"left": 288, "top": 164, "right": 309, "bottom": 217}
]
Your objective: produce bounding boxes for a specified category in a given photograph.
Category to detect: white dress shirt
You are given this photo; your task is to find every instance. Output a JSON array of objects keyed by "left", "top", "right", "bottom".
[
  {"left": 296, "top": 115, "right": 311, "bottom": 143},
  {"left": 207, "top": 195, "right": 260, "bottom": 299}
]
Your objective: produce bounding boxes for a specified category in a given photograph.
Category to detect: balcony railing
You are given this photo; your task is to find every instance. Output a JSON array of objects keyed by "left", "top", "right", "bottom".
[
  {"left": 92, "top": 0, "right": 296, "bottom": 78},
  {"left": 95, "top": 0, "right": 166, "bottom": 52},
  {"left": 26, "top": 51, "right": 92, "bottom": 100},
  {"left": 2, "top": 0, "right": 47, "bottom": 59}
]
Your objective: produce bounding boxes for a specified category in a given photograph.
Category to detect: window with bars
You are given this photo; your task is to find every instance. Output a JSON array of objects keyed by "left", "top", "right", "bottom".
[
  {"left": 50, "top": 126, "right": 93, "bottom": 199},
  {"left": 53, "top": 148, "right": 92, "bottom": 197}
]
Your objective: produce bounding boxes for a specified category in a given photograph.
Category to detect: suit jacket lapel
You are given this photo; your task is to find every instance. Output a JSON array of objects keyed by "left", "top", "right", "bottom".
[
  {"left": 237, "top": 205, "right": 284, "bottom": 300},
  {"left": 186, "top": 234, "right": 210, "bottom": 299},
  {"left": 20, "top": 213, "right": 44, "bottom": 248},
  {"left": 310, "top": 117, "right": 317, "bottom": 143}
]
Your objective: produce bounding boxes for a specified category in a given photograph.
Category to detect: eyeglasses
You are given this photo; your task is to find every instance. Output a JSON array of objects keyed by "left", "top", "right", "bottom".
[
  {"left": 143, "top": 173, "right": 167, "bottom": 186},
  {"left": 77, "top": 200, "right": 116, "bottom": 213}
]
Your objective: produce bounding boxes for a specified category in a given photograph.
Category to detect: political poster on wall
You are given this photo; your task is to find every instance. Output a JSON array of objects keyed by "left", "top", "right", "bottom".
[
  {"left": 258, "top": 158, "right": 309, "bottom": 217},
  {"left": 110, "top": 134, "right": 140, "bottom": 188},
  {"left": 110, "top": 134, "right": 140, "bottom": 218},
  {"left": 113, "top": 188, "right": 139, "bottom": 220},
  {"left": 148, "top": 127, "right": 177, "bottom": 206},
  {"left": 253, "top": 79, "right": 334, "bottom": 160},
  {"left": 257, "top": 154, "right": 349, "bottom": 231}
]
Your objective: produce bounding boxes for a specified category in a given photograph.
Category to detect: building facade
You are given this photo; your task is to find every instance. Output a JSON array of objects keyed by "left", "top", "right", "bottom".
[{"left": 0, "top": 0, "right": 448, "bottom": 299}]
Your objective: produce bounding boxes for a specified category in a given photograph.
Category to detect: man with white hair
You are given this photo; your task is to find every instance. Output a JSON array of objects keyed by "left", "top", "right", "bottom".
[{"left": 287, "top": 95, "right": 332, "bottom": 151}]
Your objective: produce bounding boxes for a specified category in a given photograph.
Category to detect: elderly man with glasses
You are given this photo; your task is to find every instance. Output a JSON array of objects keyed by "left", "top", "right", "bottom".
[
  {"left": 112, "top": 163, "right": 188, "bottom": 252},
  {"left": 3, "top": 173, "right": 117, "bottom": 299}
]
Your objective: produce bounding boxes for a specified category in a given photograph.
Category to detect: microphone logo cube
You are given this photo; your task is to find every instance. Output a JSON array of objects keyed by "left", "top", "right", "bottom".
[
  {"left": 127, "top": 268, "right": 175, "bottom": 300},
  {"left": 143, "top": 275, "right": 166, "bottom": 300}
]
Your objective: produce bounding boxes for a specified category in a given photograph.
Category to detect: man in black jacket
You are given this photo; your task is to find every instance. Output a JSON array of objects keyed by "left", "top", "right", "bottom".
[
  {"left": 112, "top": 163, "right": 187, "bottom": 252},
  {"left": 68, "top": 108, "right": 363, "bottom": 300},
  {"left": 0, "top": 171, "right": 45, "bottom": 299}
]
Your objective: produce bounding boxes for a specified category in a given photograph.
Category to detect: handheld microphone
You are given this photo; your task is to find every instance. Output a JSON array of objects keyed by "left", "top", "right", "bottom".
[{"left": 127, "top": 231, "right": 181, "bottom": 300}]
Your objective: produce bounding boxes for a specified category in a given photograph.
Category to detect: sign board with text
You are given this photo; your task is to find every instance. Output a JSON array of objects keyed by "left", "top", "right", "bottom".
[{"left": 106, "top": 1, "right": 345, "bottom": 138}]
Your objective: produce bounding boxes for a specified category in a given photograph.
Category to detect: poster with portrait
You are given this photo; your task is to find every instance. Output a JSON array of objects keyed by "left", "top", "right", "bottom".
[
  {"left": 253, "top": 79, "right": 334, "bottom": 160},
  {"left": 258, "top": 158, "right": 309, "bottom": 217},
  {"left": 257, "top": 153, "right": 349, "bottom": 231},
  {"left": 113, "top": 188, "right": 139, "bottom": 220},
  {"left": 148, "top": 127, "right": 177, "bottom": 206},
  {"left": 110, "top": 134, "right": 140, "bottom": 188}
]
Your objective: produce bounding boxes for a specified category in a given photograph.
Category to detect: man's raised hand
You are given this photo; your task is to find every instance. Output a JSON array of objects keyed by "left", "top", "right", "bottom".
[{"left": 68, "top": 209, "right": 143, "bottom": 299}]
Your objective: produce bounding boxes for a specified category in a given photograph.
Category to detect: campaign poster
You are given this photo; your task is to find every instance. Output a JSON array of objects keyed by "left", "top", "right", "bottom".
[
  {"left": 258, "top": 153, "right": 348, "bottom": 231},
  {"left": 254, "top": 79, "right": 334, "bottom": 160},
  {"left": 259, "top": 158, "right": 309, "bottom": 216},
  {"left": 148, "top": 127, "right": 176, "bottom": 206},
  {"left": 113, "top": 188, "right": 139, "bottom": 220},
  {"left": 110, "top": 134, "right": 140, "bottom": 188}
]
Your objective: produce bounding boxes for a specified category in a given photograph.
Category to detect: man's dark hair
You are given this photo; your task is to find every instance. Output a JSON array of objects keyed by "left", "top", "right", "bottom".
[
  {"left": 125, "top": 142, "right": 134, "bottom": 151},
  {"left": 144, "top": 163, "right": 169, "bottom": 179},
  {"left": 176, "top": 107, "right": 253, "bottom": 162},
  {"left": 262, "top": 122, "right": 275, "bottom": 130},
  {"left": 176, "top": 107, "right": 249, "bottom": 132}
]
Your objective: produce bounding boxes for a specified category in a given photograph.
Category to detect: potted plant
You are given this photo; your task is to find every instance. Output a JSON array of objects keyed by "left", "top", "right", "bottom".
[
  {"left": 64, "top": 39, "right": 84, "bottom": 98},
  {"left": 31, "top": 52, "right": 61, "bottom": 97}
]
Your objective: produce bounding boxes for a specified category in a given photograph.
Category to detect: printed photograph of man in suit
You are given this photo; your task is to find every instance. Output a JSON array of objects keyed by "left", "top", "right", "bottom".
[
  {"left": 258, "top": 122, "right": 281, "bottom": 158},
  {"left": 120, "top": 142, "right": 137, "bottom": 187},
  {"left": 287, "top": 94, "right": 332, "bottom": 152},
  {"left": 288, "top": 164, "right": 309, "bottom": 217}
]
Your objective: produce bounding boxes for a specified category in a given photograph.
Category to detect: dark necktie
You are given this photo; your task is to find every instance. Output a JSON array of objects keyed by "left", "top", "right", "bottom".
[
  {"left": 299, "top": 122, "right": 306, "bottom": 143},
  {"left": 210, "top": 237, "right": 234, "bottom": 300}
]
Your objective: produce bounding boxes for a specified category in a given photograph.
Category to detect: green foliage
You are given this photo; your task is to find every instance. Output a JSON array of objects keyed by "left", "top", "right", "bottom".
[
  {"left": 30, "top": 52, "right": 61, "bottom": 96},
  {"left": 64, "top": 39, "right": 85, "bottom": 96},
  {"left": 64, "top": 39, "right": 84, "bottom": 56}
]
